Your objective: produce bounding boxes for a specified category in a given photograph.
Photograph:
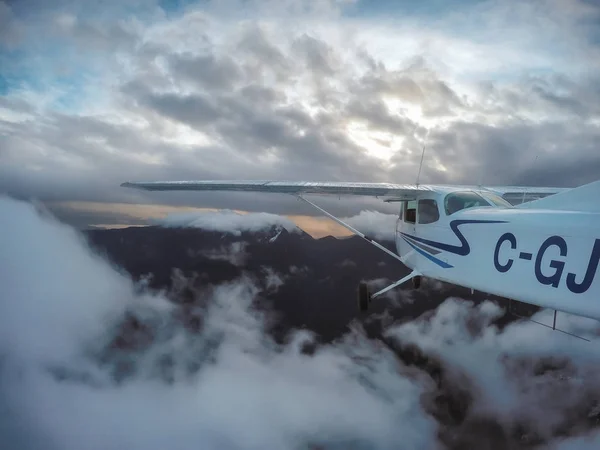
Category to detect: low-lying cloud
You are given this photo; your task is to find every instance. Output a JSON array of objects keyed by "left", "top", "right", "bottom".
[
  {"left": 153, "top": 207, "right": 397, "bottom": 240},
  {"left": 0, "top": 196, "right": 436, "bottom": 450},
  {"left": 343, "top": 210, "right": 398, "bottom": 242},
  {"left": 2, "top": 194, "right": 600, "bottom": 450},
  {"left": 154, "top": 209, "right": 301, "bottom": 235},
  {"left": 197, "top": 241, "right": 249, "bottom": 266},
  {"left": 388, "top": 300, "right": 600, "bottom": 447}
]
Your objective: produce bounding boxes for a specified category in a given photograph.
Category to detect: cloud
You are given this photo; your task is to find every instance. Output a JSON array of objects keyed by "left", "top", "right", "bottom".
[
  {"left": 155, "top": 208, "right": 397, "bottom": 241},
  {"left": 0, "top": 195, "right": 438, "bottom": 450},
  {"left": 154, "top": 209, "right": 300, "bottom": 235},
  {"left": 0, "top": 1, "right": 22, "bottom": 49},
  {"left": 2, "top": 0, "right": 600, "bottom": 226},
  {"left": 343, "top": 210, "right": 398, "bottom": 242},
  {"left": 387, "top": 298, "right": 600, "bottom": 446},
  {"left": 4, "top": 192, "right": 600, "bottom": 448},
  {"left": 289, "top": 265, "right": 310, "bottom": 276},
  {"left": 167, "top": 51, "right": 244, "bottom": 92},
  {"left": 198, "top": 241, "right": 249, "bottom": 266},
  {"left": 337, "top": 258, "right": 357, "bottom": 268},
  {"left": 419, "top": 115, "right": 600, "bottom": 187},
  {"left": 0, "top": 197, "right": 137, "bottom": 365},
  {"left": 261, "top": 266, "right": 286, "bottom": 293},
  {"left": 552, "top": 431, "right": 600, "bottom": 450}
]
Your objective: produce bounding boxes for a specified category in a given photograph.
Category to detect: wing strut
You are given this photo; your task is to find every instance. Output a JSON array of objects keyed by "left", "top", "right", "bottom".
[
  {"left": 371, "top": 271, "right": 420, "bottom": 299},
  {"left": 296, "top": 195, "right": 405, "bottom": 264},
  {"left": 296, "top": 195, "right": 421, "bottom": 312}
]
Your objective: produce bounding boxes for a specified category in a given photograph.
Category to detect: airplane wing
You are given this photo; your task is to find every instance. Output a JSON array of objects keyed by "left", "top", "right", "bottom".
[
  {"left": 121, "top": 180, "right": 568, "bottom": 202},
  {"left": 120, "top": 180, "right": 432, "bottom": 200},
  {"left": 482, "top": 186, "right": 570, "bottom": 204}
]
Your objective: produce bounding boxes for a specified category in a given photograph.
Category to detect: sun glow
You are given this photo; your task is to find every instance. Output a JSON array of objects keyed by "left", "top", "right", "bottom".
[
  {"left": 52, "top": 201, "right": 351, "bottom": 237},
  {"left": 345, "top": 121, "right": 405, "bottom": 161},
  {"left": 164, "top": 122, "right": 214, "bottom": 148}
]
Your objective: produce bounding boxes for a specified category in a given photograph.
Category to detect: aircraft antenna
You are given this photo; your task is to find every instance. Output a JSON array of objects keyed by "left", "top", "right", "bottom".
[{"left": 415, "top": 130, "right": 430, "bottom": 187}]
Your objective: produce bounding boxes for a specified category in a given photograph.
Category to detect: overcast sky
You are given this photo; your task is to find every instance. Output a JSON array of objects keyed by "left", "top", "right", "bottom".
[{"left": 2, "top": 0, "right": 600, "bottom": 229}]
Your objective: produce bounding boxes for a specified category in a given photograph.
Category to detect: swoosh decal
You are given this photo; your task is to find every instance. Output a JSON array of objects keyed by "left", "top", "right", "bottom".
[
  {"left": 401, "top": 219, "right": 507, "bottom": 256},
  {"left": 402, "top": 236, "right": 454, "bottom": 268},
  {"left": 402, "top": 234, "right": 441, "bottom": 255}
]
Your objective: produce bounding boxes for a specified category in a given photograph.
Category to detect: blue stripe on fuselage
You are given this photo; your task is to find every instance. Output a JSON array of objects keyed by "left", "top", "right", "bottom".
[
  {"left": 402, "top": 234, "right": 442, "bottom": 255},
  {"left": 401, "top": 219, "right": 507, "bottom": 256},
  {"left": 402, "top": 236, "right": 454, "bottom": 268}
]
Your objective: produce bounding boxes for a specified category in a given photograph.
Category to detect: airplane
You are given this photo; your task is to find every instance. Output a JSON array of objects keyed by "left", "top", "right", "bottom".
[{"left": 121, "top": 178, "right": 600, "bottom": 327}]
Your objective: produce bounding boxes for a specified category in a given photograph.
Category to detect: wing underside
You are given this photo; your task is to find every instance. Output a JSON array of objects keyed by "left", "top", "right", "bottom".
[
  {"left": 120, "top": 180, "right": 431, "bottom": 199},
  {"left": 121, "top": 180, "right": 567, "bottom": 202}
]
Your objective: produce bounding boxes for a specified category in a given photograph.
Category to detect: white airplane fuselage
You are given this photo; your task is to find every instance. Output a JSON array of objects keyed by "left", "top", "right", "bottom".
[{"left": 395, "top": 191, "right": 600, "bottom": 320}]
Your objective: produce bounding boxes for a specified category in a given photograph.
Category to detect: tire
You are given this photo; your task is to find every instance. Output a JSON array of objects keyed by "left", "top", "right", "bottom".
[
  {"left": 412, "top": 275, "right": 422, "bottom": 289},
  {"left": 358, "top": 282, "right": 370, "bottom": 312}
]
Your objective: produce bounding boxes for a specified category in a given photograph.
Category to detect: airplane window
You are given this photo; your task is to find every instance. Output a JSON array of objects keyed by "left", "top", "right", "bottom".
[
  {"left": 418, "top": 199, "right": 439, "bottom": 224},
  {"left": 404, "top": 200, "right": 416, "bottom": 223},
  {"left": 444, "top": 191, "right": 491, "bottom": 215}
]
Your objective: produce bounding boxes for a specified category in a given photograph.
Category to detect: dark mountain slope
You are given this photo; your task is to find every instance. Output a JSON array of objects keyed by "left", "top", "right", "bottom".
[{"left": 84, "top": 225, "right": 505, "bottom": 342}]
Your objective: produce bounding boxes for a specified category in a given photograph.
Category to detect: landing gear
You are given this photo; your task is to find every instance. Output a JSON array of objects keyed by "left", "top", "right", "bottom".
[
  {"left": 412, "top": 275, "right": 422, "bottom": 289},
  {"left": 358, "top": 282, "right": 371, "bottom": 312}
]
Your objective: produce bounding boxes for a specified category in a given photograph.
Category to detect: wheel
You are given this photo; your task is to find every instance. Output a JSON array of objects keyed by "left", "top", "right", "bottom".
[
  {"left": 412, "top": 275, "right": 422, "bottom": 289},
  {"left": 358, "top": 282, "right": 370, "bottom": 312}
]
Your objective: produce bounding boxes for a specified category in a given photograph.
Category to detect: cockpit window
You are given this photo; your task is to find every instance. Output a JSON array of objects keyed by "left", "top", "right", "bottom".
[
  {"left": 444, "top": 191, "right": 491, "bottom": 215},
  {"left": 418, "top": 199, "right": 440, "bottom": 224}
]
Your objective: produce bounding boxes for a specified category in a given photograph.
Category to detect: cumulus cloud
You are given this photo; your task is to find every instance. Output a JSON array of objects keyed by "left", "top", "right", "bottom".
[
  {"left": 343, "top": 210, "right": 398, "bottom": 242},
  {"left": 0, "top": 195, "right": 438, "bottom": 450},
  {"left": 154, "top": 207, "right": 402, "bottom": 241},
  {"left": 2, "top": 0, "right": 600, "bottom": 228},
  {"left": 0, "top": 197, "right": 138, "bottom": 365},
  {"left": 4, "top": 192, "right": 600, "bottom": 448},
  {"left": 388, "top": 298, "right": 600, "bottom": 446},
  {"left": 154, "top": 209, "right": 300, "bottom": 235}
]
